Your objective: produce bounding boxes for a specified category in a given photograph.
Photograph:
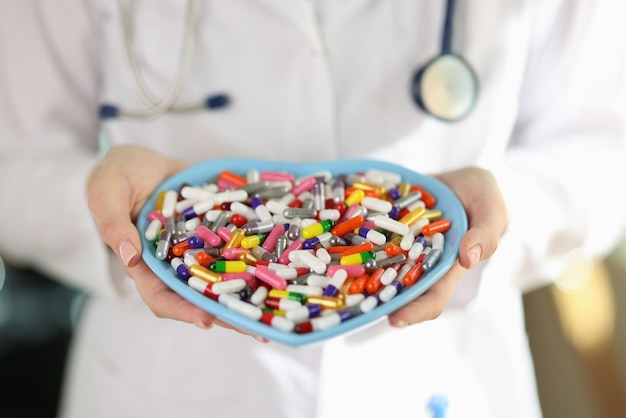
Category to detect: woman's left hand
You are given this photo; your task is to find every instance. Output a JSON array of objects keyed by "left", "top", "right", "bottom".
[{"left": 388, "top": 167, "right": 509, "bottom": 327}]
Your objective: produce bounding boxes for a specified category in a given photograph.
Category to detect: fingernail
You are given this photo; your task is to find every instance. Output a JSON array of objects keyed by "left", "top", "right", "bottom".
[
  {"left": 253, "top": 335, "right": 268, "bottom": 343},
  {"left": 119, "top": 239, "right": 138, "bottom": 267},
  {"left": 391, "top": 320, "right": 407, "bottom": 328},
  {"left": 194, "top": 321, "right": 212, "bottom": 329},
  {"left": 466, "top": 245, "right": 482, "bottom": 269}
]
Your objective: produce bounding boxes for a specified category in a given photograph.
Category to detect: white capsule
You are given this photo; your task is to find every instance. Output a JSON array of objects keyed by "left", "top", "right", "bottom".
[
  {"left": 328, "top": 269, "right": 348, "bottom": 289},
  {"left": 265, "top": 200, "right": 288, "bottom": 215},
  {"left": 431, "top": 232, "right": 445, "bottom": 252},
  {"left": 144, "top": 219, "right": 163, "bottom": 241},
  {"left": 161, "top": 190, "right": 178, "bottom": 218},
  {"left": 380, "top": 283, "right": 400, "bottom": 302},
  {"left": 229, "top": 201, "right": 258, "bottom": 220},
  {"left": 185, "top": 217, "right": 201, "bottom": 232},
  {"left": 211, "top": 278, "right": 247, "bottom": 295},
  {"left": 318, "top": 209, "right": 341, "bottom": 221},
  {"left": 359, "top": 295, "right": 379, "bottom": 313},
  {"left": 250, "top": 285, "right": 268, "bottom": 306},
  {"left": 214, "top": 189, "right": 248, "bottom": 205},
  {"left": 175, "top": 199, "right": 195, "bottom": 213},
  {"left": 365, "top": 168, "right": 402, "bottom": 186},
  {"left": 345, "top": 293, "right": 365, "bottom": 307},
  {"left": 380, "top": 266, "right": 399, "bottom": 285},
  {"left": 290, "top": 250, "right": 327, "bottom": 274},
  {"left": 271, "top": 267, "right": 300, "bottom": 280},
  {"left": 203, "top": 210, "right": 223, "bottom": 222},
  {"left": 365, "top": 228, "right": 387, "bottom": 245},
  {"left": 306, "top": 274, "right": 330, "bottom": 287},
  {"left": 310, "top": 313, "right": 342, "bottom": 331},
  {"left": 219, "top": 294, "right": 262, "bottom": 320},
  {"left": 266, "top": 314, "right": 295, "bottom": 332},
  {"left": 181, "top": 186, "right": 215, "bottom": 201},
  {"left": 315, "top": 247, "right": 332, "bottom": 264},
  {"left": 246, "top": 168, "right": 260, "bottom": 183},
  {"left": 360, "top": 196, "right": 393, "bottom": 214},
  {"left": 373, "top": 215, "right": 409, "bottom": 236}
]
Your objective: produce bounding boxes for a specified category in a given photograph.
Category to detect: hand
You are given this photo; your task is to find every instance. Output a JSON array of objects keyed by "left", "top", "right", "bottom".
[
  {"left": 388, "top": 167, "right": 509, "bottom": 327},
  {"left": 87, "top": 145, "right": 266, "bottom": 340}
]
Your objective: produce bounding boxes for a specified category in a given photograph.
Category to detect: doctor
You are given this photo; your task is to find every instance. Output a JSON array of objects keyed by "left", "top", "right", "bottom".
[{"left": 1, "top": 1, "right": 625, "bottom": 417}]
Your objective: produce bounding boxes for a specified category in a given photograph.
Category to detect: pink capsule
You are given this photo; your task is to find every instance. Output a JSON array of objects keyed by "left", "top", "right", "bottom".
[
  {"left": 260, "top": 171, "right": 296, "bottom": 183},
  {"left": 195, "top": 225, "right": 222, "bottom": 247}
]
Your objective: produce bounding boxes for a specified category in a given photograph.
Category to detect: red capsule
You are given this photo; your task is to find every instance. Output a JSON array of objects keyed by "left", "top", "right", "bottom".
[{"left": 230, "top": 213, "right": 248, "bottom": 227}]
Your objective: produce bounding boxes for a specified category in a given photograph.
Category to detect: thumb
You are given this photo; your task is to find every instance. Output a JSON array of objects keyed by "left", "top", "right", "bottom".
[
  {"left": 458, "top": 206, "right": 507, "bottom": 270},
  {"left": 88, "top": 175, "right": 143, "bottom": 268}
]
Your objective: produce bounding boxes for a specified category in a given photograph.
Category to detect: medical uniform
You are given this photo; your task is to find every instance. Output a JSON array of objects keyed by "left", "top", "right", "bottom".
[{"left": 1, "top": 1, "right": 625, "bottom": 417}]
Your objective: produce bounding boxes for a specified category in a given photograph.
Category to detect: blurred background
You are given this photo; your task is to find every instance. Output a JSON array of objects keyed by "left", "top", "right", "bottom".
[{"left": 1, "top": 237, "right": 625, "bottom": 418}]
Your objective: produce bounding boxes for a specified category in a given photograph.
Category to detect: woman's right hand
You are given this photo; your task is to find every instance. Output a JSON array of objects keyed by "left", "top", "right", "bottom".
[{"left": 86, "top": 145, "right": 266, "bottom": 340}]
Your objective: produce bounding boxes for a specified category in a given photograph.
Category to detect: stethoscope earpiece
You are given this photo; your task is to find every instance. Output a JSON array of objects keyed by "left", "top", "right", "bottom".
[{"left": 412, "top": 53, "right": 478, "bottom": 122}]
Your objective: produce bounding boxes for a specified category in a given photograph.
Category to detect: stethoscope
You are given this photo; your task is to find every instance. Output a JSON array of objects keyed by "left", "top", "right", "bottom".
[{"left": 99, "top": 0, "right": 477, "bottom": 122}]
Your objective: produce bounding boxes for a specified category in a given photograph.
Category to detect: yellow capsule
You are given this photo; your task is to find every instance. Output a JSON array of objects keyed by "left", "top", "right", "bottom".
[
  {"left": 155, "top": 190, "right": 167, "bottom": 213},
  {"left": 340, "top": 250, "right": 375, "bottom": 266},
  {"left": 224, "top": 228, "right": 245, "bottom": 250},
  {"left": 423, "top": 209, "right": 443, "bottom": 221},
  {"left": 302, "top": 219, "right": 333, "bottom": 239},
  {"left": 306, "top": 295, "right": 344, "bottom": 310},
  {"left": 241, "top": 234, "right": 265, "bottom": 249},
  {"left": 398, "top": 206, "right": 426, "bottom": 226},
  {"left": 189, "top": 264, "right": 222, "bottom": 283},
  {"left": 345, "top": 189, "right": 365, "bottom": 206},
  {"left": 239, "top": 251, "right": 260, "bottom": 265},
  {"left": 389, "top": 234, "right": 403, "bottom": 246},
  {"left": 398, "top": 182, "right": 411, "bottom": 197},
  {"left": 210, "top": 260, "right": 247, "bottom": 273},
  {"left": 352, "top": 180, "right": 386, "bottom": 195}
]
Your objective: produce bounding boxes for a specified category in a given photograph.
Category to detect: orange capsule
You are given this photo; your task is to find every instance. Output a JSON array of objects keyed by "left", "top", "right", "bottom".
[
  {"left": 384, "top": 243, "right": 407, "bottom": 257},
  {"left": 365, "top": 268, "right": 384, "bottom": 294},
  {"left": 348, "top": 274, "right": 370, "bottom": 294},
  {"left": 326, "top": 245, "right": 356, "bottom": 255},
  {"left": 196, "top": 251, "right": 215, "bottom": 267},
  {"left": 172, "top": 241, "right": 192, "bottom": 257},
  {"left": 421, "top": 219, "right": 451, "bottom": 236},
  {"left": 410, "top": 184, "right": 436, "bottom": 208},
  {"left": 330, "top": 215, "right": 365, "bottom": 237},
  {"left": 402, "top": 263, "right": 424, "bottom": 286},
  {"left": 341, "top": 241, "right": 375, "bottom": 257},
  {"left": 218, "top": 170, "right": 247, "bottom": 188}
]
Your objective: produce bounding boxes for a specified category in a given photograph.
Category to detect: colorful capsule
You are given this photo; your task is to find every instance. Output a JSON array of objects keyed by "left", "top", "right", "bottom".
[
  {"left": 209, "top": 260, "right": 247, "bottom": 273},
  {"left": 302, "top": 219, "right": 334, "bottom": 239},
  {"left": 285, "top": 304, "right": 323, "bottom": 323},
  {"left": 170, "top": 257, "right": 190, "bottom": 280},
  {"left": 268, "top": 289, "right": 308, "bottom": 304},
  {"left": 261, "top": 312, "right": 295, "bottom": 332},
  {"left": 340, "top": 250, "right": 375, "bottom": 266},
  {"left": 355, "top": 226, "right": 387, "bottom": 245}
]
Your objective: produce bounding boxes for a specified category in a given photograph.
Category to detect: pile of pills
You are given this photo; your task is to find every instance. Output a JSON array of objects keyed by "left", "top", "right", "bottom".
[{"left": 143, "top": 167, "right": 452, "bottom": 334}]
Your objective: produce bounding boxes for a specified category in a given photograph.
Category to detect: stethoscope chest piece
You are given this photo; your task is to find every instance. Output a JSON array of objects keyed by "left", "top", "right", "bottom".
[{"left": 412, "top": 53, "right": 478, "bottom": 122}]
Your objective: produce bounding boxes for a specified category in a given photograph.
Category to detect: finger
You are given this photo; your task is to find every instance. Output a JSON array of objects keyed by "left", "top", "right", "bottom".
[
  {"left": 131, "top": 261, "right": 216, "bottom": 328},
  {"left": 388, "top": 262, "right": 464, "bottom": 327},
  {"left": 88, "top": 170, "right": 142, "bottom": 268},
  {"left": 458, "top": 203, "right": 507, "bottom": 270},
  {"left": 213, "top": 319, "right": 270, "bottom": 343}
]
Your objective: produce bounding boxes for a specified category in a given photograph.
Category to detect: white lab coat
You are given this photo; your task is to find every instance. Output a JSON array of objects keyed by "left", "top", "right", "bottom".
[{"left": 1, "top": 1, "right": 625, "bottom": 417}]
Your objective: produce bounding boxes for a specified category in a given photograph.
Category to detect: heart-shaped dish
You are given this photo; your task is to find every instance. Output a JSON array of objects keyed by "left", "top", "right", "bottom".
[{"left": 137, "top": 158, "right": 467, "bottom": 346}]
